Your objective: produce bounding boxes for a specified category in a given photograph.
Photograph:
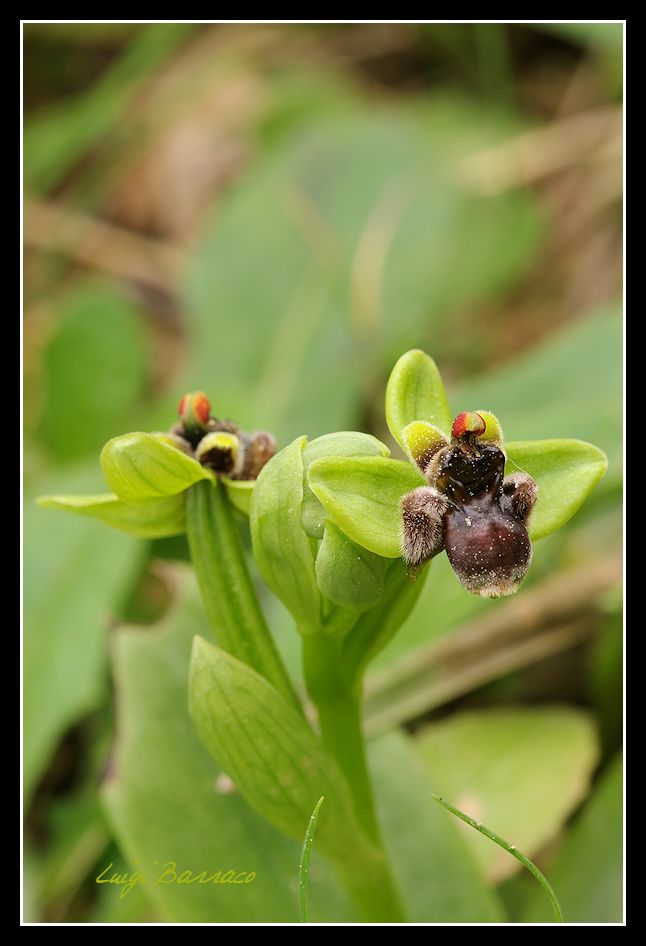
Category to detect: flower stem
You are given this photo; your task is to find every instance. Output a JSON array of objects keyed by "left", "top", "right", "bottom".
[
  {"left": 302, "top": 631, "right": 405, "bottom": 921},
  {"left": 303, "top": 632, "right": 379, "bottom": 841},
  {"left": 186, "top": 479, "right": 301, "bottom": 713}
]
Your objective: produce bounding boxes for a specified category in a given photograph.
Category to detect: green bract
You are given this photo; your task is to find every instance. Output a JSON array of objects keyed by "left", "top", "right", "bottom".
[
  {"left": 188, "top": 636, "right": 374, "bottom": 864},
  {"left": 250, "top": 436, "right": 321, "bottom": 633},
  {"left": 315, "top": 521, "right": 387, "bottom": 611}
]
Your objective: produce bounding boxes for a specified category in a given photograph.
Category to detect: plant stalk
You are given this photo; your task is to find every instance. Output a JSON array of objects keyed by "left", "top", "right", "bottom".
[
  {"left": 186, "top": 479, "right": 301, "bottom": 713},
  {"left": 302, "top": 631, "right": 405, "bottom": 921}
]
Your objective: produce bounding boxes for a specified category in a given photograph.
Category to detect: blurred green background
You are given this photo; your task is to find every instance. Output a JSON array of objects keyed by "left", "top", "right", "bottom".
[{"left": 23, "top": 22, "right": 622, "bottom": 923}]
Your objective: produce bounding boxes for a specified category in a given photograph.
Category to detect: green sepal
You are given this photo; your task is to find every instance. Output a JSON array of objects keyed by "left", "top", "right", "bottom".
[
  {"left": 36, "top": 492, "right": 185, "bottom": 538},
  {"left": 385, "top": 349, "right": 452, "bottom": 450},
  {"left": 308, "top": 455, "right": 424, "bottom": 558},
  {"left": 222, "top": 477, "right": 254, "bottom": 516},
  {"left": 301, "top": 432, "right": 390, "bottom": 539},
  {"left": 101, "top": 431, "right": 213, "bottom": 503},
  {"left": 505, "top": 439, "right": 608, "bottom": 540}
]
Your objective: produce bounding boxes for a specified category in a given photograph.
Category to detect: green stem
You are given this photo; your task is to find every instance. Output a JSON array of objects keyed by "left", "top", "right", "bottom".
[
  {"left": 186, "top": 479, "right": 301, "bottom": 713},
  {"left": 302, "top": 631, "right": 405, "bottom": 922},
  {"left": 303, "top": 632, "right": 378, "bottom": 842}
]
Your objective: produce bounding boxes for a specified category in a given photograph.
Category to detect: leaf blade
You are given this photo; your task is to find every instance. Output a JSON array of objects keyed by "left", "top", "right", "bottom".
[
  {"left": 299, "top": 796, "right": 325, "bottom": 923},
  {"left": 188, "top": 636, "right": 374, "bottom": 867},
  {"left": 103, "top": 570, "right": 353, "bottom": 922},
  {"left": 432, "top": 794, "right": 563, "bottom": 922}
]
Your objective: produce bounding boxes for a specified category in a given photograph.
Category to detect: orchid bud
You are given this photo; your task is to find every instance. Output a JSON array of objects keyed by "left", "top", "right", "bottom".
[
  {"left": 240, "top": 432, "right": 277, "bottom": 480},
  {"left": 178, "top": 391, "right": 211, "bottom": 441}
]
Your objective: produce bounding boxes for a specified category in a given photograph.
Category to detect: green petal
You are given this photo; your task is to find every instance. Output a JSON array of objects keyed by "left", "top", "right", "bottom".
[
  {"left": 37, "top": 492, "right": 185, "bottom": 538},
  {"left": 402, "top": 421, "right": 448, "bottom": 472},
  {"left": 385, "top": 349, "right": 452, "bottom": 450},
  {"left": 221, "top": 477, "right": 255, "bottom": 516},
  {"left": 475, "top": 410, "right": 504, "bottom": 446},
  {"left": 505, "top": 439, "right": 608, "bottom": 540},
  {"left": 302, "top": 431, "right": 390, "bottom": 538},
  {"left": 308, "top": 455, "right": 425, "bottom": 558},
  {"left": 101, "top": 432, "right": 213, "bottom": 503},
  {"left": 315, "top": 520, "right": 387, "bottom": 611}
]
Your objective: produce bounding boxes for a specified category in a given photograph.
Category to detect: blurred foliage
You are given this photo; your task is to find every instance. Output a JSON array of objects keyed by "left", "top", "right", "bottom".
[
  {"left": 414, "top": 707, "right": 598, "bottom": 882},
  {"left": 36, "top": 280, "right": 150, "bottom": 461},
  {"left": 23, "top": 21, "right": 622, "bottom": 923}
]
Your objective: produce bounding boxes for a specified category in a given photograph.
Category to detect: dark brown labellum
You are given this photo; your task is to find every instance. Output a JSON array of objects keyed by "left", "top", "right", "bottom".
[{"left": 401, "top": 438, "right": 537, "bottom": 598}]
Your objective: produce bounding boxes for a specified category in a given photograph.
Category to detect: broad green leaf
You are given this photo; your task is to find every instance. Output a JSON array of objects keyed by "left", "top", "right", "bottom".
[
  {"left": 302, "top": 432, "right": 390, "bottom": 538},
  {"left": 386, "top": 349, "right": 452, "bottom": 448},
  {"left": 101, "top": 432, "right": 213, "bottom": 504},
  {"left": 414, "top": 707, "right": 599, "bottom": 881},
  {"left": 189, "top": 636, "right": 374, "bottom": 868},
  {"left": 37, "top": 492, "right": 185, "bottom": 538},
  {"left": 103, "top": 569, "right": 355, "bottom": 922},
  {"left": 505, "top": 439, "right": 608, "bottom": 540},
  {"left": 369, "top": 731, "right": 504, "bottom": 922},
  {"left": 308, "top": 455, "right": 424, "bottom": 558},
  {"left": 521, "top": 753, "right": 623, "bottom": 923},
  {"left": 35, "top": 280, "right": 149, "bottom": 462},
  {"left": 250, "top": 437, "right": 321, "bottom": 633},
  {"left": 222, "top": 477, "right": 255, "bottom": 516},
  {"left": 24, "top": 465, "right": 142, "bottom": 799},
  {"left": 188, "top": 638, "right": 404, "bottom": 920},
  {"left": 315, "top": 520, "right": 387, "bottom": 611}
]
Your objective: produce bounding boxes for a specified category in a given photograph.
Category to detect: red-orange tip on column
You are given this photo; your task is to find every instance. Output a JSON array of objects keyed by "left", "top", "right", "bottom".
[
  {"left": 178, "top": 391, "right": 211, "bottom": 432},
  {"left": 451, "top": 411, "right": 486, "bottom": 440}
]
